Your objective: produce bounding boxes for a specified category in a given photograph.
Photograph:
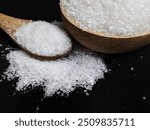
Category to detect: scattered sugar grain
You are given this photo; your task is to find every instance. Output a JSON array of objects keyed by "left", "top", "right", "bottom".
[
  {"left": 60, "top": 0, "right": 150, "bottom": 36},
  {"left": 131, "top": 67, "right": 134, "bottom": 71},
  {"left": 3, "top": 45, "right": 107, "bottom": 97},
  {"left": 13, "top": 21, "right": 72, "bottom": 57},
  {"left": 140, "top": 56, "right": 143, "bottom": 59},
  {"left": 142, "top": 96, "right": 147, "bottom": 100},
  {"left": 0, "top": 79, "right": 2, "bottom": 83},
  {"left": 1, "top": 50, "right": 4, "bottom": 53},
  {"left": 36, "top": 106, "right": 40, "bottom": 112}
]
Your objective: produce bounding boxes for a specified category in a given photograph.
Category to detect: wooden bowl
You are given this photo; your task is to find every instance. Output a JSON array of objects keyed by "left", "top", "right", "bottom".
[{"left": 60, "top": 6, "right": 150, "bottom": 54}]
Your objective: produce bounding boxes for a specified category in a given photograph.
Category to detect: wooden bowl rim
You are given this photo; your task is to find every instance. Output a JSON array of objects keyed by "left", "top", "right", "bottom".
[{"left": 60, "top": 5, "right": 150, "bottom": 39}]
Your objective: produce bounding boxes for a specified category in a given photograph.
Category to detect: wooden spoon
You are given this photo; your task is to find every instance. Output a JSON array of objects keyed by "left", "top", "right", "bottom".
[
  {"left": 60, "top": 5, "right": 150, "bottom": 54},
  {"left": 0, "top": 13, "right": 72, "bottom": 60}
]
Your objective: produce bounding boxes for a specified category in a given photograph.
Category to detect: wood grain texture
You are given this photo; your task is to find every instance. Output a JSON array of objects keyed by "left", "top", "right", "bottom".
[
  {"left": 60, "top": 6, "right": 150, "bottom": 54},
  {"left": 0, "top": 13, "right": 29, "bottom": 35}
]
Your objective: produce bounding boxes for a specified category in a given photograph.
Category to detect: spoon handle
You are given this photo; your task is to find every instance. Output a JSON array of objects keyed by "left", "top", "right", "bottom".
[{"left": 0, "top": 13, "right": 29, "bottom": 34}]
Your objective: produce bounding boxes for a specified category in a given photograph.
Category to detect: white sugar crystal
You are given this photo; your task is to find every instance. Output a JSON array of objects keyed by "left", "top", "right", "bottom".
[
  {"left": 60, "top": 0, "right": 150, "bottom": 36},
  {"left": 131, "top": 67, "right": 134, "bottom": 71},
  {"left": 143, "top": 96, "right": 147, "bottom": 100},
  {"left": 1, "top": 22, "right": 108, "bottom": 97},
  {"left": 4, "top": 46, "right": 107, "bottom": 96},
  {"left": 13, "top": 21, "right": 72, "bottom": 56},
  {"left": 140, "top": 56, "right": 143, "bottom": 59}
]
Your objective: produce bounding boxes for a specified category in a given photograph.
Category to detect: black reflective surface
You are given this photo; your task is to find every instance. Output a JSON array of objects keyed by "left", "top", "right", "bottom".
[{"left": 0, "top": 0, "right": 150, "bottom": 113}]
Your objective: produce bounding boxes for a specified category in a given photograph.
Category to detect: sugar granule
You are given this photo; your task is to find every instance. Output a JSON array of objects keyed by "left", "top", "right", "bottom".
[
  {"left": 131, "top": 67, "right": 134, "bottom": 71},
  {"left": 142, "top": 96, "right": 147, "bottom": 100},
  {"left": 1, "top": 22, "right": 108, "bottom": 97},
  {"left": 140, "top": 56, "right": 143, "bottom": 59},
  {"left": 13, "top": 21, "right": 72, "bottom": 57},
  {"left": 3, "top": 46, "right": 107, "bottom": 96},
  {"left": 60, "top": 0, "right": 150, "bottom": 36}
]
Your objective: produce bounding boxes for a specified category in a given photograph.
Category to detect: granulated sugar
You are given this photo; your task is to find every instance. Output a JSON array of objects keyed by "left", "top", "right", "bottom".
[
  {"left": 0, "top": 22, "right": 108, "bottom": 96},
  {"left": 60, "top": 0, "right": 150, "bottom": 36},
  {"left": 3, "top": 46, "right": 107, "bottom": 96},
  {"left": 13, "top": 21, "right": 72, "bottom": 56},
  {"left": 143, "top": 96, "right": 147, "bottom": 100},
  {"left": 131, "top": 67, "right": 134, "bottom": 71}
]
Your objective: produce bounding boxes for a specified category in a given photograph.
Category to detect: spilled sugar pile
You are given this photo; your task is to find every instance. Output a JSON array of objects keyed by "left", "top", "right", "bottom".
[
  {"left": 13, "top": 21, "right": 72, "bottom": 57},
  {"left": 60, "top": 0, "right": 150, "bottom": 36},
  {"left": 0, "top": 22, "right": 108, "bottom": 97},
  {"left": 2, "top": 46, "right": 107, "bottom": 96}
]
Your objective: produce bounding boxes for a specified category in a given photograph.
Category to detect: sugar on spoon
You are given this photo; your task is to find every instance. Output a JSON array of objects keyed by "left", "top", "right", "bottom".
[{"left": 0, "top": 13, "right": 72, "bottom": 60}]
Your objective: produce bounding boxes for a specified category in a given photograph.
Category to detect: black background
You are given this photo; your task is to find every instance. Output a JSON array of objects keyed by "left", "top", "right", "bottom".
[{"left": 0, "top": 0, "right": 150, "bottom": 113}]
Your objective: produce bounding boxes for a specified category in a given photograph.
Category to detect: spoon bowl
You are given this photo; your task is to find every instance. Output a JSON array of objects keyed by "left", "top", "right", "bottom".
[
  {"left": 60, "top": 6, "right": 150, "bottom": 54},
  {"left": 0, "top": 13, "right": 72, "bottom": 60}
]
